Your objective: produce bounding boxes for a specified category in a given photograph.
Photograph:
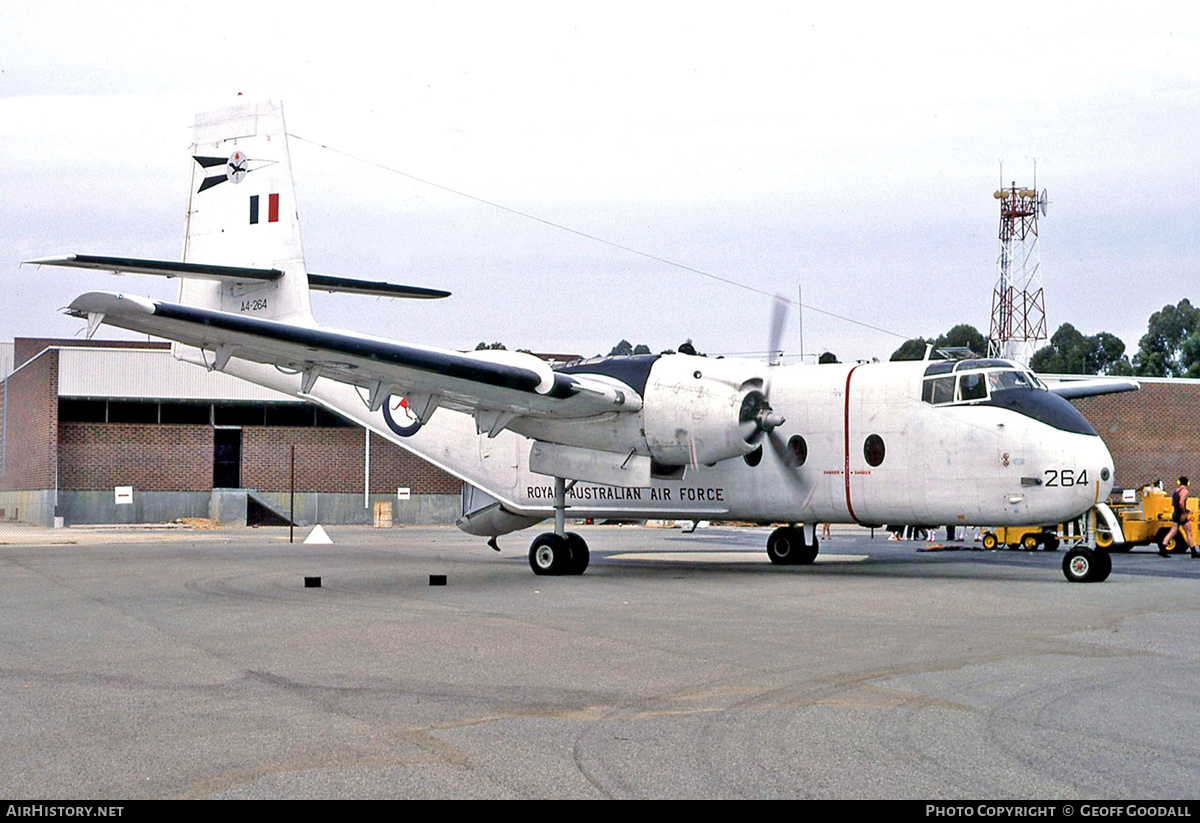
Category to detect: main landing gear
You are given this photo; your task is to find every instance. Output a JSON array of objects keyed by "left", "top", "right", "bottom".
[
  {"left": 766, "top": 525, "right": 820, "bottom": 565},
  {"left": 528, "top": 477, "right": 590, "bottom": 576}
]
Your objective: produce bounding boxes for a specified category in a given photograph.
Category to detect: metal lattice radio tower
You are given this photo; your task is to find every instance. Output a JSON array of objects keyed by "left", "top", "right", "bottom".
[{"left": 987, "top": 176, "right": 1048, "bottom": 363}]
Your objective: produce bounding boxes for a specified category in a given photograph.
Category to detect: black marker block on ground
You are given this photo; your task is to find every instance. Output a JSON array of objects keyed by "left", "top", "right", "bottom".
[
  {"left": 429, "top": 575, "right": 447, "bottom": 586},
  {"left": 304, "top": 576, "right": 321, "bottom": 588}
]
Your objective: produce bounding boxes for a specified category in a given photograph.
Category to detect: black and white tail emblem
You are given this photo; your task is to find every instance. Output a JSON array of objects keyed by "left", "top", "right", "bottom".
[{"left": 193, "top": 150, "right": 259, "bottom": 192}]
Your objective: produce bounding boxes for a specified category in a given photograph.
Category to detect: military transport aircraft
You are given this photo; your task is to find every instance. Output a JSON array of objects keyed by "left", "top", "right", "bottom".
[{"left": 33, "top": 100, "right": 1129, "bottom": 582}]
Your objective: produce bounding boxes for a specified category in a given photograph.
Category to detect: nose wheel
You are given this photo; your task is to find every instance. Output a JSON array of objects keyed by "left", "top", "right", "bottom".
[{"left": 1062, "top": 547, "right": 1111, "bottom": 583}]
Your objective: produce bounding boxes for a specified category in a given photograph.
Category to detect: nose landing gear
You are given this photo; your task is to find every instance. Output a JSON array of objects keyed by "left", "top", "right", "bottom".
[{"left": 1062, "top": 547, "right": 1112, "bottom": 583}]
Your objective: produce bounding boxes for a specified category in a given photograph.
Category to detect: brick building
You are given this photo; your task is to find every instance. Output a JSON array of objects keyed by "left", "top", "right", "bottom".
[
  {"left": 0, "top": 339, "right": 460, "bottom": 527},
  {"left": 2, "top": 337, "right": 1197, "bottom": 527}
]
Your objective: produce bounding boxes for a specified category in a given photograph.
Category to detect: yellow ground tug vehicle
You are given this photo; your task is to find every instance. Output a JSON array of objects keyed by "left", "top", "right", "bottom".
[
  {"left": 1094, "top": 487, "right": 1198, "bottom": 553},
  {"left": 980, "top": 525, "right": 1060, "bottom": 551}
]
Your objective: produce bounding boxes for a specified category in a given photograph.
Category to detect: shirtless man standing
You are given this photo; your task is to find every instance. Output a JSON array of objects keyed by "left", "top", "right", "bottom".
[{"left": 1160, "top": 476, "right": 1197, "bottom": 558}]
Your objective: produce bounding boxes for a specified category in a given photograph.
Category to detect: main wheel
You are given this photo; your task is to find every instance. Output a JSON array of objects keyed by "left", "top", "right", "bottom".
[
  {"left": 795, "top": 536, "right": 819, "bottom": 565},
  {"left": 529, "top": 533, "right": 571, "bottom": 575},
  {"left": 563, "top": 532, "right": 590, "bottom": 575},
  {"left": 767, "top": 527, "right": 798, "bottom": 564},
  {"left": 1063, "top": 547, "right": 1112, "bottom": 583},
  {"left": 767, "top": 527, "right": 819, "bottom": 565}
]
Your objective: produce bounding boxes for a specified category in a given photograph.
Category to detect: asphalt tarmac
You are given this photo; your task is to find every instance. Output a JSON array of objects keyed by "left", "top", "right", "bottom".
[{"left": 1, "top": 523, "right": 1198, "bottom": 799}]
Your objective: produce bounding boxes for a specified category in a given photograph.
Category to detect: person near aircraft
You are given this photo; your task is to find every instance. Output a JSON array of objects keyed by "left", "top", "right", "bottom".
[{"left": 1159, "top": 476, "right": 1197, "bottom": 558}]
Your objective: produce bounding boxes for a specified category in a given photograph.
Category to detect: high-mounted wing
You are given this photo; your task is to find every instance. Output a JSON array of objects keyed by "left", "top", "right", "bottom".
[
  {"left": 64, "top": 291, "right": 639, "bottom": 422},
  {"left": 1044, "top": 376, "right": 1140, "bottom": 400}
]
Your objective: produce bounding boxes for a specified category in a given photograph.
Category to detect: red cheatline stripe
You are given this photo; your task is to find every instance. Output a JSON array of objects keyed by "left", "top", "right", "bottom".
[
  {"left": 844, "top": 364, "right": 861, "bottom": 524},
  {"left": 268, "top": 193, "right": 279, "bottom": 223}
]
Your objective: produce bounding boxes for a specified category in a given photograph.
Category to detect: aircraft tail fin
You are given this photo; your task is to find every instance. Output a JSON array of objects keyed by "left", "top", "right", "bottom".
[{"left": 180, "top": 99, "right": 314, "bottom": 325}]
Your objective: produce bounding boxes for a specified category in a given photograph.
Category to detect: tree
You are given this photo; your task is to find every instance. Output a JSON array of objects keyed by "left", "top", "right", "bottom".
[
  {"left": 1130, "top": 299, "right": 1200, "bottom": 377},
  {"left": 890, "top": 324, "right": 986, "bottom": 361},
  {"left": 818, "top": 351, "right": 839, "bottom": 364},
  {"left": 889, "top": 338, "right": 933, "bottom": 361},
  {"left": 1029, "top": 323, "right": 1129, "bottom": 375},
  {"left": 474, "top": 341, "right": 507, "bottom": 351},
  {"left": 607, "top": 340, "right": 655, "bottom": 357}
]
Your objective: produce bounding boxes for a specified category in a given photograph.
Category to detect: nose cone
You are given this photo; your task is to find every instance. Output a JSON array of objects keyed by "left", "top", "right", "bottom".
[{"left": 1083, "top": 432, "right": 1116, "bottom": 506}]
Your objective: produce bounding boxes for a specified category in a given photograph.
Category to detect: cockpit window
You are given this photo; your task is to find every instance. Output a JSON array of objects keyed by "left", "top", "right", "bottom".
[
  {"left": 922, "top": 365, "right": 1043, "bottom": 406},
  {"left": 987, "top": 370, "right": 1035, "bottom": 393},
  {"left": 958, "top": 373, "right": 987, "bottom": 401},
  {"left": 921, "top": 376, "right": 955, "bottom": 404}
]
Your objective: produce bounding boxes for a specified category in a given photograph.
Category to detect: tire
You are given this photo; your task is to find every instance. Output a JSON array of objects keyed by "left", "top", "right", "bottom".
[
  {"left": 1094, "top": 529, "right": 1114, "bottom": 549},
  {"left": 982, "top": 532, "right": 999, "bottom": 550},
  {"left": 794, "top": 536, "right": 819, "bottom": 565},
  {"left": 529, "top": 533, "right": 571, "bottom": 576},
  {"left": 1063, "top": 547, "right": 1111, "bottom": 583},
  {"left": 1159, "top": 531, "right": 1183, "bottom": 556},
  {"left": 1021, "top": 534, "right": 1040, "bottom": 551},
  {"left": 767, "top": 526, "right": 800, "bottom": 565},
  {"left": 1043, "top": 536, "right": 1060, "bottom": 552},
  {"left": 563, "top": 532, "right": 590, "bottom": 575}
]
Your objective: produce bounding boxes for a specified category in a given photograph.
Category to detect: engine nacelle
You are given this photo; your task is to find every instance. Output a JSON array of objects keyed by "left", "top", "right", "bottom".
[{"left": 641, "top": 355, "right": 782, "bottom": 467}]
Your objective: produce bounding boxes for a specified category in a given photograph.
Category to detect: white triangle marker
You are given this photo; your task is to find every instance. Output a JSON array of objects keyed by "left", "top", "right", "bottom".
[{"left": 303, "top": 524, "right": 333, "bottom": 544}]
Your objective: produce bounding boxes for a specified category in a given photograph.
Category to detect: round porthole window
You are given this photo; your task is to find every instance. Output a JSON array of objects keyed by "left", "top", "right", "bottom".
[
  {"left": 864, "top": 434, "right": 885, "bottom": 467},
  {"left": 786, "top": 435, "right": 808, "bottom": 467},
  {"left": 1101, "top": 467, "right": 1110, "bottom": 482}
]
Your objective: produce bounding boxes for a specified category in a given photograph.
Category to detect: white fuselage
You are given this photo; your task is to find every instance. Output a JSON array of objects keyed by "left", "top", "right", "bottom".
[{"left": 215, "top": 351, "right": 1113, "bottom": 532}]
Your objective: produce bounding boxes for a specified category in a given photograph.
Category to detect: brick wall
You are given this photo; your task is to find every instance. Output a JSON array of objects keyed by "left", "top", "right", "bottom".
[
  {"left": 1074, "top": 382, "right": 1200, "bottom": 490},
  {"left": 57, "top": 423, "right": 214, "bottom": 491},
  {"left": 241, "top": 428, "right": 459, "bottom": 494},
  {"left": 0, "top": 350, "right": 58, "bottom": 491},
  {"left": 368, "top": 432, "right": 461, "bottom": 495}
]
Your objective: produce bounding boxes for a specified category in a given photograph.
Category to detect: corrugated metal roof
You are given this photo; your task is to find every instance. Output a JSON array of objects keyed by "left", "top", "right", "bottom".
[{"left": 56, "top": 347, "right": 297, "bottom": 402}]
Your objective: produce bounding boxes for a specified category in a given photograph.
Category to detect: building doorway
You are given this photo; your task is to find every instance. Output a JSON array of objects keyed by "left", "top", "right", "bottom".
[{"left": 213, "top": 428, "right": 242, "bottom": 488}]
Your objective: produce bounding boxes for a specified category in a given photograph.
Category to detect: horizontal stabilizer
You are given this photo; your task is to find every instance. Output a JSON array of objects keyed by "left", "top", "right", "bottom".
[
  {"left": 30, "top": 255, "right": 450, "bottom": 299},
  {"left": 29, "top": 254, "right": 281, "bottom": 282},
  {"left": 307, "top": 273, "right": 449, "bottom": 300}
]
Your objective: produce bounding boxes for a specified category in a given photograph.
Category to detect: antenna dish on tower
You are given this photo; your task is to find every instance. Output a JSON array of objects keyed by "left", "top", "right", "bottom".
[{"left": 1039, "top": 189, "right": 1048, "bottom": 217}]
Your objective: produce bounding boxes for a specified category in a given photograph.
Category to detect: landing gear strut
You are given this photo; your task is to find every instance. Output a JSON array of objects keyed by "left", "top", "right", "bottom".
[
  {"left": 528, "top": 477, "right": 590, "bottom": 576},
  {"left": 767, "top": 525, "right": 819, "bottom": 565}
]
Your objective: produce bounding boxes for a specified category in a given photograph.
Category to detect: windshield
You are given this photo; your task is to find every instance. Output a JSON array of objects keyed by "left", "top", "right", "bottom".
[{"left": 921, "top": 365, "right": 1044, "bottom": 406}]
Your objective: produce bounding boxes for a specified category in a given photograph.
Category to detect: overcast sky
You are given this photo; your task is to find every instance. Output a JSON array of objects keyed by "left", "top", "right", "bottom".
[{"left": 2, "top": 2, "right": 1197, "bottom": 365}]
